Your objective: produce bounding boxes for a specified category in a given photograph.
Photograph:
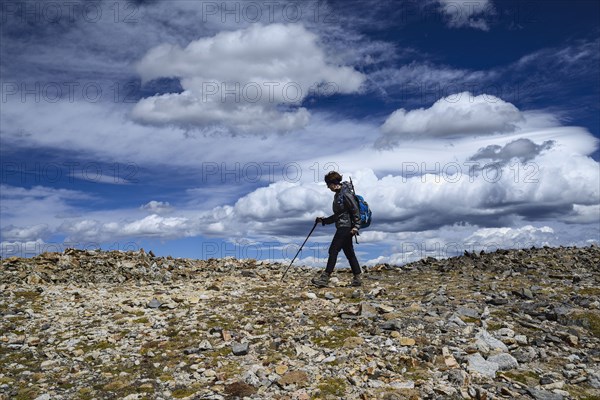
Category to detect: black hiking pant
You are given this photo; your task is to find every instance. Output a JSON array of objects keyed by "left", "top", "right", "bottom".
[{"left": 325, "top": 227, "right": 361, "bottom": 275}]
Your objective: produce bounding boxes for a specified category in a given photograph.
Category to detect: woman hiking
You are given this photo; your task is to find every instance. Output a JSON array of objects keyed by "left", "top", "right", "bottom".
[{"left": 312, "top": 171, "right": 362, "bottom": 287}]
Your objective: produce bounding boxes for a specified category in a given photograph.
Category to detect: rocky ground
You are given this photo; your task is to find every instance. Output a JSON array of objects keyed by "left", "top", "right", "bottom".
[{"left": 1, "top": 245, "right": 599, "bottom": 400}]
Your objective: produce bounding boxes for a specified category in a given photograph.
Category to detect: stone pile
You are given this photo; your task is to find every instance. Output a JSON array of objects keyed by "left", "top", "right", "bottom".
[
  {"left": 0, "top": 248, "right": 272, "bottom": 285},
  {"left": 1, "top": 245, "right": 599, "bottom": 399}
]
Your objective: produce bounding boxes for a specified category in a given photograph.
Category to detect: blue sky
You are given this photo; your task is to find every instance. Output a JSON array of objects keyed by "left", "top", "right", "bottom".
[{"left": 1, "top": 0, "right": 599, "bottom": 265}]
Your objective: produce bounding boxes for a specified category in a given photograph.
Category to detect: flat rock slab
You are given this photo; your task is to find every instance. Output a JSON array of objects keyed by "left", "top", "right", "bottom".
[
  {"left": 467, "top": 353, "right": 499, "bottom": 378},
  {"left": 475, "top": 330, "right": 508, "bottom": 353},
  {"left": 487, "top": 353, "right": 519, "bottom": 371},
  {"left": 381, "top": 319, "right": 403, "bottom": 331},
  {"left": 457, "top": 306, "right": 480, "bottom": 319},
  {"left": 360, "top": 302, "right": 378, "bottom": 318},
  {"left": 527, "top": 388, "right": 564, "bottom": 400}
]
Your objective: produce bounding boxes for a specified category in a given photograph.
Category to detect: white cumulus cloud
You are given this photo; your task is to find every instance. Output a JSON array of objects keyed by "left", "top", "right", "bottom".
[
  {"left": 562, "top": 204, "right": 600, "bottom": 224},
  {"left": 141, "top": 201, "right": 173, "bottom": 214},
  {"left": 132, "top": 23, "right": 365, "bottom": 133},
  {"left": 379, "top": 92, "right": 524, "bottom": 146},
  {"left": 464, "top": 225, "right": 557, "bottom": 249},
  {"left": 60, "top": 215, "right": 192, "bottom": 242},
  {"left": 1, "top": 224, "right": 50, "bottom": 242}
]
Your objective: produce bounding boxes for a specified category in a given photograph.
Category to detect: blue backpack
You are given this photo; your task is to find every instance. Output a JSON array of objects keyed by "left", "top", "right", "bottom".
[{"left": 349, "top": 178, "right": 372, "bottom": 229}]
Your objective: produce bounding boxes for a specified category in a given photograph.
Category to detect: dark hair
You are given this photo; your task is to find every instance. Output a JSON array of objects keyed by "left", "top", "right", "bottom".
[{"left": 324, "top": 171, "right": 342, "bottom": 185}]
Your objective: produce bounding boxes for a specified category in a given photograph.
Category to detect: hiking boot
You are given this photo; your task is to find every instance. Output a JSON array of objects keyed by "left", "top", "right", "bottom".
[
  {"left": 351, "top": 274, "right": 362, "bottom": 287},
  {"left": 311, "top": 272, "right": 330, "bottom": 287}
]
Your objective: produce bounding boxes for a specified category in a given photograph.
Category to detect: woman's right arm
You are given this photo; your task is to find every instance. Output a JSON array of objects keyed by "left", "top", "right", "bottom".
[{"left": 320, "top": 215, "right": 336, "bottom": 225}]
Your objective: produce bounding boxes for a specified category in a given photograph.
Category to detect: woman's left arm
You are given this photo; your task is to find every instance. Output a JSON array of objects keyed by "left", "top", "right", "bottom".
[{"left": 343, "top": 191, "right": 361, "bottom": 229}]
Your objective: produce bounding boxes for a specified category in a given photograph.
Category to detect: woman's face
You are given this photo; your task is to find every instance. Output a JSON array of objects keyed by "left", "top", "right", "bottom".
[{"left": 327, "top": 182, "right": 340, "bottom": 192}]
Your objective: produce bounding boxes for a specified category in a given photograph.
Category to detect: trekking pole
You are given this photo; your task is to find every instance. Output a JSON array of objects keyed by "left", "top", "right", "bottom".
[{"left": 281, "top": 219, "right": 319, "bottom": 281}]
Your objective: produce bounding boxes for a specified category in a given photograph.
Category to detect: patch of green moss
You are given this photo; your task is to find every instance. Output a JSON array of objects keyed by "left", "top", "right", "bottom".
[
  {"left": 404, "top": 370, "right": 430, "bottom": 382},
  {"left": 261, "top": 351, "right": 284, "bottom": 365},
  {"left": 133, "top": 317, "right": 150, "bottom": 324},
  {"left": 459, "top": 316, "right": 480, "bottom": 324},
  {"left": 578, "top": 287, "right": 600, "bottom": 296},
  {"left": 218, "top": 362, "right": 242, "bottom": 379},
  {"left": 312, "top": 329, "right": 358, "bottom": 349},
  {"left": 172, "top": 387, "right": 198, "bottom": 398},
  {"left": 204, "top": 346, "right": 231, "bottom": 365},
  {"left": 93, "top": 377, "right": 152, "bottom": 399},
  {"left": 503, "top": 370, "right": 540, "bottom": 385},
  {"left": 140, "top": 339, "right": 170, "bottom": 355},
  {"left": 90, "top": 340, "right": 114, "bottom": 351},
  {"left": 204, "top": 315, "right": 237, "bottom": 331},
  {"left": 14, "top": 384, "right": 40, "bottom": 400},
  {"left": 523, "top": 256, "right": 547, "bottom": 264},
  {"left": 111, "top": 313, "right": 130, "bottom": 325},
  {"left": 97, "top": 358, "right": 166, "bottom": 386},
  {"left": 139, "top": 384, "right": 155, "bottom": 394},
  {"left": 248, "top": 286, "right": 279, "bottom": 294},
  {"left": 486, "top": 322, "right": 503, "bottom": 331},
  {"left": 563, "top": 384, "right": 600, "bottom": 400},
  {"left": 58, "top": 382, "right": 74, "bottom": 389},
  {"left": 314, "top": 377, "right": 347, "bottom": 398},
  {"left": 76, "top": 387, "right": 94, "bottom": 400},
  {"left": 309, "top": 314, "right": 332, "bottom": 328},
  {"left": 102, "top": 377, "right": 132, "bottom": 391},
  {"left": 0, "top": 346, "right": 36, "bottom": 367},
  {"left": 14, "top": 291, "right": 40, "bottom": 300},
  {"left": 490, "top": 309, "right": 510, "bottom": 319},
  {"left": 164, "top": 328, "right": 180, "bottom": 338},
  {"left": 570, "top": 312, "right": 600, "bottom": 338},
  {"left": 375, "top": 388, "right": 421, "bottom": 400}
]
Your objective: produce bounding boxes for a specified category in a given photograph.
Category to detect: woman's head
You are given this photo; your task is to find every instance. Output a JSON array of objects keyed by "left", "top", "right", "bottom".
[{"left": 325, "top": 171, "right": 342, "bottom": 191}]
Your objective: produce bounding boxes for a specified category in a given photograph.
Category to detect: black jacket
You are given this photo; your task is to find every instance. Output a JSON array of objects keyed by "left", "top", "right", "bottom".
[{"left": 322, "top": 181, "right": 361, "bottom": 229}]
